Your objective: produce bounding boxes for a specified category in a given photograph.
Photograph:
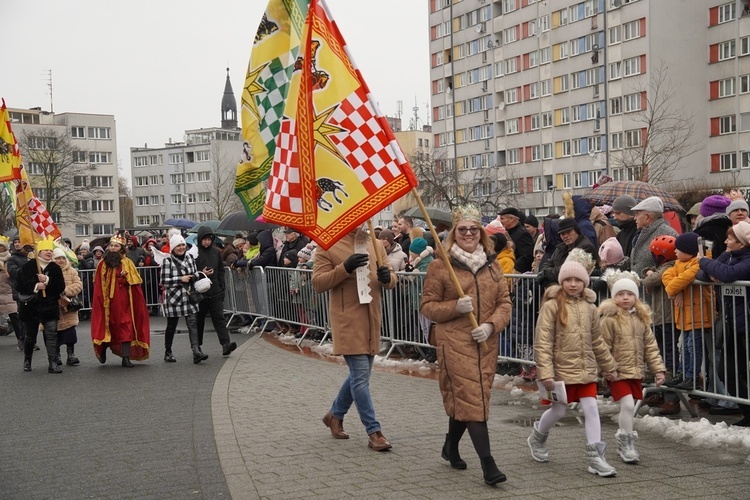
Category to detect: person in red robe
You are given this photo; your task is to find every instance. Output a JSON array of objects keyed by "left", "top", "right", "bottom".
[{"left": 91, "top": 234, "right": 150, "bottom": 367}]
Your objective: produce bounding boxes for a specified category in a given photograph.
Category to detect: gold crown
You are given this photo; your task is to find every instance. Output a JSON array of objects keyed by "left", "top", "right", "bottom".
[
  {"left": 110, "top": 235, "right": 127, "bottom": 247},
  {"left": 452, "top": 204, "right": 482, "bottom": 225},
  {"left": 35, "top": 236, "right": 55, "bottom": 251},
  {"left": 0, "top": 235, "right": 9, "bottom": 247}
]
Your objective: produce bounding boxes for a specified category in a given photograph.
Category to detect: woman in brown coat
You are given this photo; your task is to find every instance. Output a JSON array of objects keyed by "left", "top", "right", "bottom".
[
  {"left": 53, "top": 249, "right": 83, "bottom": 366},
  {"left": 421, "top": 205, "right": 512, "bottom": 486}
]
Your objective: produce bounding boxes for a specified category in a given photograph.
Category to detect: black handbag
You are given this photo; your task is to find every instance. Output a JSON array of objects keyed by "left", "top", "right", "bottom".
[
  {"left": 66, "top": 296, "right": 83, "bottom": 312},
  {"left": 18, "top": 292, "right": 37, "bottom": 306},
  {"left": 187, "top": 286, "right": 204, "bottom": 305}
]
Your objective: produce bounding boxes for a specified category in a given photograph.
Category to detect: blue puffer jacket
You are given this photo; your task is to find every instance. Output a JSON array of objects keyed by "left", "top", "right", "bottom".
[
  {"left": 697, "top": 246, "right": 750, "bottom": 335},
  {"left": 573, "top": 195, "right": 598, "bottom": 248}
]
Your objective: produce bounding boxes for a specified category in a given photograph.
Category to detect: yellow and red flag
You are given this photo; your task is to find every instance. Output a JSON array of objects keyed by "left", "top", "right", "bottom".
[
  {"left": 260, "top": 0, "right": 418, "bottom": 249},
  {"left": 0, "top": 99, "right": 23, "bottom": 182},
  {"left": 235, "top": 0, "right": 310, "bottom": 218},
  {"left": 15, "top": 165, "right": 61, "bottom": 246}
]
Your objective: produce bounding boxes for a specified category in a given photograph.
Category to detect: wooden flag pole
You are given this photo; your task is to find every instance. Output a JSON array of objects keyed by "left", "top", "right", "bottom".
[
  {"left": 366, "top": 220, "right": 383, "bottom": 267},
  {"left": 410, "top": 187, "right": 486, "bottom": 351}
]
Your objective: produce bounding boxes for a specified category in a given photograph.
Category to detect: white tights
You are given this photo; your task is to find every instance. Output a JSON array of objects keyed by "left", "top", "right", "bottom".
[
  {"left": 618, "top": 394, "right": 635, "bottom": 433},
  {"left": 537, "top": 397, "right": 602, "bottom": 444}
]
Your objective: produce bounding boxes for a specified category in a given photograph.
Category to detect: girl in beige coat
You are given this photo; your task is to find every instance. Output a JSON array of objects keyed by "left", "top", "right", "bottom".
[
  {"left": 528, "top": 249, "right": 619, "bottom": 477},
  {"left": 599, "top": 272, "right": 666, "bottom": 464},
  {"left": 53, "top": 249, "right": 83, "bottom": 366},
  {"left": 421, "top": 205, "right": 512, "bottom": 486}
]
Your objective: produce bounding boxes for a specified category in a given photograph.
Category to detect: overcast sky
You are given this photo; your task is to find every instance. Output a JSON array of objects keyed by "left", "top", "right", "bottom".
[{"left": 2, "top": 0, "right": 430, "bottom": 184}]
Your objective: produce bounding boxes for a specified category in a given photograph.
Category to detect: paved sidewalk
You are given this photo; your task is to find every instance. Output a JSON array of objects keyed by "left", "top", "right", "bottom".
[{"left": 213, "top": 337, "right": 749, "bottom": 499}]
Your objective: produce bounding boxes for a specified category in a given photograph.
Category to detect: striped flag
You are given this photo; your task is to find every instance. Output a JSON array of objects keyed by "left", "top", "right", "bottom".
[
  {"left": 16, "top": 165, "right": 61, "bottom": 246},
  {"left": 261, "top": 0, "right": 418, "bottom": 249},
  {"left": 234, "top": 0, "right": 310, "bottom": 218},
  {"left": 0, "top": 99, "right": 23, "bottom": 182}
]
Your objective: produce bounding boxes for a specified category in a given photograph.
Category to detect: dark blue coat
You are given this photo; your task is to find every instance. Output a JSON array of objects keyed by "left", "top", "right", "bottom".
[{"left": 697, "top": 246, "right": 750, "bottom": 335}]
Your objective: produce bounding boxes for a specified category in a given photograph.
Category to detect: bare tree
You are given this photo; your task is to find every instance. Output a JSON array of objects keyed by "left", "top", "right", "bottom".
[
  {"left": 610, "top": 62, "right": 703, "bottom": 185},
  {"left": 118, "top": 174, "right": 133, "bottom": 228},
  {"left": 410, "top": 147, "right": 517, "bottom": 212},
  {"left": 0, "top": 188, "right": 15, "bottom": 234},
  {"left": 17, "top": 127, "right": 107, "bottom": 224},
  {"left": 208, "top": 141, "right": 243, "bottom": 219}
]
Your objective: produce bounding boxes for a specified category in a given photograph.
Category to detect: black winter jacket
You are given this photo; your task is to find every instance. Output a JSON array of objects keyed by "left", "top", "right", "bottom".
[
  {"left": 16, "top": 259, "right": 66, "bottom": 321},
  {"left": 195, "top": 226, "right": 225, "bottom": 297}
]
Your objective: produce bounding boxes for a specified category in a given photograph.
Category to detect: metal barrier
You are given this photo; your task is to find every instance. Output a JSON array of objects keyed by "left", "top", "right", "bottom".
[{"left": 76, "top": 266, "right": 163, "bottom": 310}]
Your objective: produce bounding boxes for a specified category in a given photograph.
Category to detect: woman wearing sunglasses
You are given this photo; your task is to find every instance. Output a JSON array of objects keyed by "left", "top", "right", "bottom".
[{"left": 420, "top": 205, "right": 512, "bottom": 487}]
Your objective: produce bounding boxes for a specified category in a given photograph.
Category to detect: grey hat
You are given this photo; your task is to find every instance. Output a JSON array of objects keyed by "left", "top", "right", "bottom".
[
  {"left": 631, "top": 196, "right": 664, "bottom": 213},
  {"left": 612, "top": 195, "right": 637, "bottom": 216},
  {"left": 726, "top": 199, "right": 750, "bottom": 215}
]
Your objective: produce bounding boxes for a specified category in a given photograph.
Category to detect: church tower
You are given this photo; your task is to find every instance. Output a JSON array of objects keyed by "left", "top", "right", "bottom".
[{"left": 221, "top": 68, "right": 238, "bottom": 129}]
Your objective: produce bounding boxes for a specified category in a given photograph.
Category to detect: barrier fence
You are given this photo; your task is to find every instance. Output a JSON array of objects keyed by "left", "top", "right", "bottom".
[{"left": 71, "top": 265, "right": 750, "bottom": 410}]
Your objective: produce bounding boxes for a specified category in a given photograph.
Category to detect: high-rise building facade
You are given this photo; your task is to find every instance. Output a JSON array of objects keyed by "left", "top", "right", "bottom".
[
  {"left": 429, "top": 0, "right": 750, "bottom": 216},
  {"left": 9, "top": 107, "right": 120, "bottom": 243}
]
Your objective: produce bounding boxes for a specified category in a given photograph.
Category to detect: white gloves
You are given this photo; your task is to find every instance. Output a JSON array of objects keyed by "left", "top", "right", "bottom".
[
  {"left": 471, "top": 323, "right": 493, "bottom": 343},
  {"left": 456, "top": 296, "right": 474, "bottom": 314}
]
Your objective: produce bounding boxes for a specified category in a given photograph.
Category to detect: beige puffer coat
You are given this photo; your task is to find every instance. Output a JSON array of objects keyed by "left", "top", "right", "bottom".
[
  {"left": 312, "top": 232, "right": 395, "bottom": 356},
  {"left": 421, "top": 255, "right": 512, "bottom": 422},
  {"left": 598, "top": 300, "right": 665, "bottom": 380},
  {"left": 58, "top": 260, "right": 83, "bottom": 331},
  {"left": 0, "top": 263, "right": 17, "bottom": 315},
  {"left": 534, "top": 286, "right": 617, "bottom": 384}
]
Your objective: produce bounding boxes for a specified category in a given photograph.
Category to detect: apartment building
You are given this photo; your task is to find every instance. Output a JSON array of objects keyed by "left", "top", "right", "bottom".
[
  {"left": 429, "top": 0, "right": 750, "bottom": 216},
  {"left": 8, "top": 107, "right": 120, "bottom": 243},
  {"left": 130, "top": 70, "right": 241, "bottom": 226}
]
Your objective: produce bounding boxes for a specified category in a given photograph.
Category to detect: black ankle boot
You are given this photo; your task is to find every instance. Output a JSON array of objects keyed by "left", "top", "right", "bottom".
[
  {"left": 66, "top": 350, "right": 80, "bottom": 366},
  {"left": 441, "top": 434, "right": 467, "bottom": 470},
  {"left": 480, "top": 456, "right": 506, "bottom": 485},
  {"left": 121, "top": 357, "right": 134, "bottom": 368},
  {"left": 192, "top": 346, "right": 208, "bottom": 364},
  {"left": 48, "top": 356, "right": 63, "bottom": 374},
  {"left": 164, "top": 350, "right": 176, "bottom": 362},
  {"left": 99, "top": 345, "right": 107, "bottom": 364},
  {"left": 54, "top": 354, "right": 62, "bottom": 366},
  {"left": 23, "top": 357, "right": 31, "bottom": 372}
]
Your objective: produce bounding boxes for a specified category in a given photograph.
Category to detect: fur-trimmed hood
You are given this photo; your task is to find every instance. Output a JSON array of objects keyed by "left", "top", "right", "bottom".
[{"left": 598, "top": 298, "right": 652, "bottom": 325}]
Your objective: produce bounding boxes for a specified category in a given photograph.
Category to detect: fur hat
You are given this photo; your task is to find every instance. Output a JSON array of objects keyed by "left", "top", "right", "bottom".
[
  {"left": 80, "top": 239, "right": 90, "bottom": 251},
  {"left": 700, "top": 195, "right": 731, "bottom": 217},
  {"left": 612, "top": 195, "right": 637, "bottom": 216},
  {"left": 605, "top": 270, "right": 641, "bottom": 297},
  {"left": 675, "top": 232, "right": 699, "bottom": 256},
  {"left": 52, "top": 248, "right": 66, "bottom": 260},
  {"left": 726, "top": 199, "right": 749, "bottom": 215},
  {"left": 170, "top": 234, "right": 186, "bottom": 250},
  {"left": 631, "top": 196, "right": 664, "bottom": 213},
  {"left": 598, "top": 237, "right": 625, "bottom": 266},
  {"left": 557, "top": 218, "right": 580, "bottom": 234},
  {"left": 410, "top": 237, "right": 428, "bottom": 255},
  {"left": 232, "top": 238, "right": 246, "bottom": 249},
  {"left": 484, "top": 217, "right": 506, "bottom": 235},
  {"left": 558, "top": 248, "right": 595, "bottom": 287},
  {"left": 732, "top": 221, "right": 750, "bottom": 247}
]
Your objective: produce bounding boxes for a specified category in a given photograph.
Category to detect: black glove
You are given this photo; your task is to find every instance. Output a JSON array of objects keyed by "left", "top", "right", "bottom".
[
  {"left": 343, "top": 253, "right": 369, "bottom": 273},
  {"left": 536, "top": 272, "right": 546, "bottom": 284},
  {"left": 404, "top": 263, "right": 414, "bottom": 273},
  {"left": 377, "top": 266, "right": 391, "bottom": 284}
]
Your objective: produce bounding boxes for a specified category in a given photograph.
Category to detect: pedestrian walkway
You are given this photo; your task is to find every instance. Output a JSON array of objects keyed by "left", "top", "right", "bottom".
[{"left": 1, "top": 318, "right": 748, "bottom": 499}]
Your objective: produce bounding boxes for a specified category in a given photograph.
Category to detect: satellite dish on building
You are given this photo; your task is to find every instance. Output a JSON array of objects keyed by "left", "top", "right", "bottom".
[
  {"left": 588, "top": 149, "right": 597, "bottom": 158},
  {"left": 475, "top": 23, "right": 485, "bottom": 34}
]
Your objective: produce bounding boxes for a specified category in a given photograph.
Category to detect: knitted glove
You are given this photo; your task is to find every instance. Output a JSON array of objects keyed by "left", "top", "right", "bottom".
[
  {"left": 455, "top": 296, "right": 473, "bottom": 314},
  {"left": 471, "top": 323, "right": 493, "bottom": 343},
  {"left": 376, "top": 266, "right": 391, "bottom": 284},
  {"left": 343, "top": 253, "right": 369, "bottom": 273}
]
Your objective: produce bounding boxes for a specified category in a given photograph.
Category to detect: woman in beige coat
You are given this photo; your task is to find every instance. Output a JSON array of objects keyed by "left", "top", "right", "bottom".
[
  {"left": 53, "top": 249, "right": 83, "bottom": 366},
  {"left": 421, "top": 205, "right": 512, "bottom": 486}
]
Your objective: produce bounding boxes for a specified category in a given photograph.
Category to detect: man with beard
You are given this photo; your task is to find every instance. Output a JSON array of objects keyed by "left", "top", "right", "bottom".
[
  {"left": 16, "top": 237, "right": 66, "bottom": 373},
  {"left": 91, "top": 234, "right": 151, "bottom": 367}
]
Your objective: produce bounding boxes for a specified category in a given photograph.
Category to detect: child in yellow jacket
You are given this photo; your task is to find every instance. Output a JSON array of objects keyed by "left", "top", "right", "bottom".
[{"left": 661, "top": 232, "right": 714, "bottom": 391}]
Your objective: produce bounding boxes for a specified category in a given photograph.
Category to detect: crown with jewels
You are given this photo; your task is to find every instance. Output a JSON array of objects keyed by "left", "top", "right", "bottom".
[
  {"left": 110, "top": 234, "right": 127, "bottom": 247},
  {"left": 451, "top": 204, "right": 482, "bottom": 225}
]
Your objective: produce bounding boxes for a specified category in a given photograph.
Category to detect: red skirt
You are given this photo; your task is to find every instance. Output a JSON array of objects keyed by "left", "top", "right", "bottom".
[{"left": 609, "top": 379, "right": 643, "bottom": 401}]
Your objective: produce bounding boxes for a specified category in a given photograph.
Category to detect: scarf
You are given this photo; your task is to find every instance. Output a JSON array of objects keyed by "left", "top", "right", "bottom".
[{"left": 450, "top": 244, "right": 487, "bottom": 274}]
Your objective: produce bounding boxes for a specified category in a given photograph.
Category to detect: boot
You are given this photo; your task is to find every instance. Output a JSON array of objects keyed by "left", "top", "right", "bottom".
[
  {"left": 527, "top": 421, "right": 549, "bottom": 462},
  {"left": 164, "top": 350, "right": 176, "bottom": 362},
  {"left": 441, "top": 433, "right": 467, "bottom": 469},
  {"left": 586, "top": 442, "right": 617, "bottom": 477},
  {"left": 54, "top": 353, "right": 63, "bottom": 366},
  {"left": 188, "top": 315, "right": 207, "bottom": 364},
  {"left": 66, "top": 346, "right": 80, "bottom": 366},
  {"left": 322, "top": 411, "right": 349, "bottom": 439},
  {"left": 615, "top": 430, "right": 639, "bottom": 463},
  {"left": 48, "top": 356, "right": 62, "bottom": 374},
  {"left": 480, "top": 456, "right": 507, "bottom": 485},
  {"left": 23, "top": 357, "right": 31, "bottom": 372},
  {"left": 99, "top": 344, "right": 108, "bottom": 364},
  {"left": 122, "top": 357, "right": 134, "bottom": 368},
  {"left": 222, "top": 341, "right": 238, "bottom": 356},
  {"left": 192, "top": 346, "right": 208, "bottom": 364}
]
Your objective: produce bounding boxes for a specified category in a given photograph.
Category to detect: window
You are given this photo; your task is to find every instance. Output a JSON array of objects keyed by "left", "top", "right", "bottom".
[
  {"left": 26, "top": 162, "right": 53, "bottom": 175},
  {"left": 75, "top": 225, "right": 89, "bottom": 237},
  {"left": 149, "top": 175, "right": 159, "bottom": 185},
  {"left": 625, "top": 93, "right": 641, "bottom": 112},
  {"left": 505, "top": 88, "right": 519, "bottom": 104},
  {"left": 542, "top": 111, "right": 553, "bottom": 128},
  {"left": 533, "top": 176, "right": 543, "bottom": 192},
  {"left": 609, "top": 26, "right": 621, "bottom": 44},
  {"left": 589, "top": 136, "right": 602, "bottom": 152},
  {"left": 561, "top": 140, "right": 572, "bottom": 157},
  {"left": 90, "top": 176, "right": 112, "bottom": 187},
  {"left": 505, "top": 57, "right": 518, "bottom": 74},
  {"left": 89, "top": 151, "right": 110, "bottom": 163},
  {"left": 741, "top": 75, "right": 750, "bottom": 94},
  {"left": 623, "top": 56, "right": 641, "bottom": 76},
  {"left": 719, "top": 115, "right": 736, "bottom": 134},
  {"left": 507, "top": 149, "right": 520, "bottom": 164},
  {"left": 197, "top": 171, "right": 211, "bottom": 182},
  {"left": 134, "top": 156, "right": 148, "bottom": 167},
  {"left": 557, "top": 107, "right": 570, "bottom": 125},
  {"left": 539, "top": 47, "right": 550, "bottom": 65},
  {"left": 171, "top": 173, "right": 184, "bottom": 184},
  {"left": 720, "top": 152, "right": 737, "bottom": 171},
  {"left": 28, "top": 136, "right": 56, "bottom": 150},
  {"left": 531, "top": 145, "right": 541, "bottom": 162},
  {"left": 573, "top": 106, "right": 582, "bottom": 122},
  {"left": 538, "top": 15, "right": 550, "bottom": 32},
  {"left": 571, "top": 39, "right": 582, "bottom": 57},
  {"left": 610, "top": 97, "right": 622, "bottom": 115},
  {"left": 562, "top": 173, "right": 571, "bottom": 188},
  {"left": 169, "top": 153, "right": 184, "bottom": 164},
  {"left": 74, "top": 176, "right": 89, "bottom": 187},
  {"left": 625, "top": 129, "right": 641, "bottom": 147},
  {"left": 719, "top": 2, "right": 736, "bottom": 23},
  {"left": 503, "top": 0, "right": 517, "bottom": 13},
  {"left": 71, "top": 126, "right": 85, "bottom": 138},
  {"left": 573, "top": 172, "right": 582, "bottom": 188},
  {"left": 87, "top": 127, "right": 111, "bottom": 139},
  {"left": 73, "top": 151, "right": 87, "bottom": 163},
  {"left": 744, "top": 151, "right": 750, "bottom": 169},
  {"left": 197, "top": 192, "right": 211, "bottom": 202},
  {"left": 505, "top": 119, "right": 519, "bottom": 135},
  {"left": 719, "top": 77, "right": 736, "bottom": 97},
  {"left": 542, "top": 143, "right": 553, "bottom": 160},
  {"left": 530, "top": 114, "right": 540, "bottom": 130},
  {"left": 623, "top": 20, "right": 640, "bottom": 40},
  {"left": 554, "top": 42, "right": 568, "bottom": 60},
  {"left": 529, "top": 82, "right": 539, "bottom": 99},
  {"left": 572, "top": 138, "right": 583, "bottom": 156},
  {"left": 528, "top": 51, "right": 539, "bottom": 68},
  {"left": 150, "top": 195, "right": 159, "bottom": 205},
  {"left": 74, "top": 200, "right": 89, "bottom": 212},
  {"left": 93, "top": 224, "right": 115, "bottom": 236},
  {"left": 135, "top": 197, "right": 149, "bottom": 207},
  {"left": 541, "top": 79, "right": 551, "bottom": 96},
  {"left": 719, "top": 40, "right": 736, "bottom": 61},
  {"left": 742, "top": 36, "right": 750, "bottom": 56},
  {"left": 504, "top": 26, "right": 517, "bottom": 44},
  {"left": 570, "top": 5, "right": 583, "bottom": 22},
  {"left": 609, "top": 61, "right": 622, "bottom": 80},
  {"left": 91, "top": 200, "right": 114, "bottom": 212},
  {"left": 611, "top": 132, "right": 623, "bottom": 150},
  {"left": 185, "top": 172, "right": 196, "bottom": 183}
]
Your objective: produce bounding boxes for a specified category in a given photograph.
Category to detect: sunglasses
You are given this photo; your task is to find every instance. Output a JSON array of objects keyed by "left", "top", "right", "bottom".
[{"left": 456, "top": 226, "right": 480, "bottom": 235}]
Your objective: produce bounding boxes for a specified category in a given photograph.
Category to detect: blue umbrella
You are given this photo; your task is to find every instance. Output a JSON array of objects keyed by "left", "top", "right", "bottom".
[{"left": 164, "top": 218, "right": 197, "bottom": 230}]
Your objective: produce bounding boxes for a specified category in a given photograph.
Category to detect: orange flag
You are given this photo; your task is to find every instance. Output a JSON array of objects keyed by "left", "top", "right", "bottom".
[
  {"left": 0, "top": 98, "right": 23, "bottom": 182},
  {"left": 261, "top": 0, "right": 418, "bottom": 249}
]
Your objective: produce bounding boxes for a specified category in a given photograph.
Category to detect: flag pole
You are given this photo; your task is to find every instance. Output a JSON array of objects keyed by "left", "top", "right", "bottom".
[
  {"left": 410, "top": 187, "right": 486, "bottom": 350},
  {"left": 366, "top": 220, "right": 383, "bottom": 267}
]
